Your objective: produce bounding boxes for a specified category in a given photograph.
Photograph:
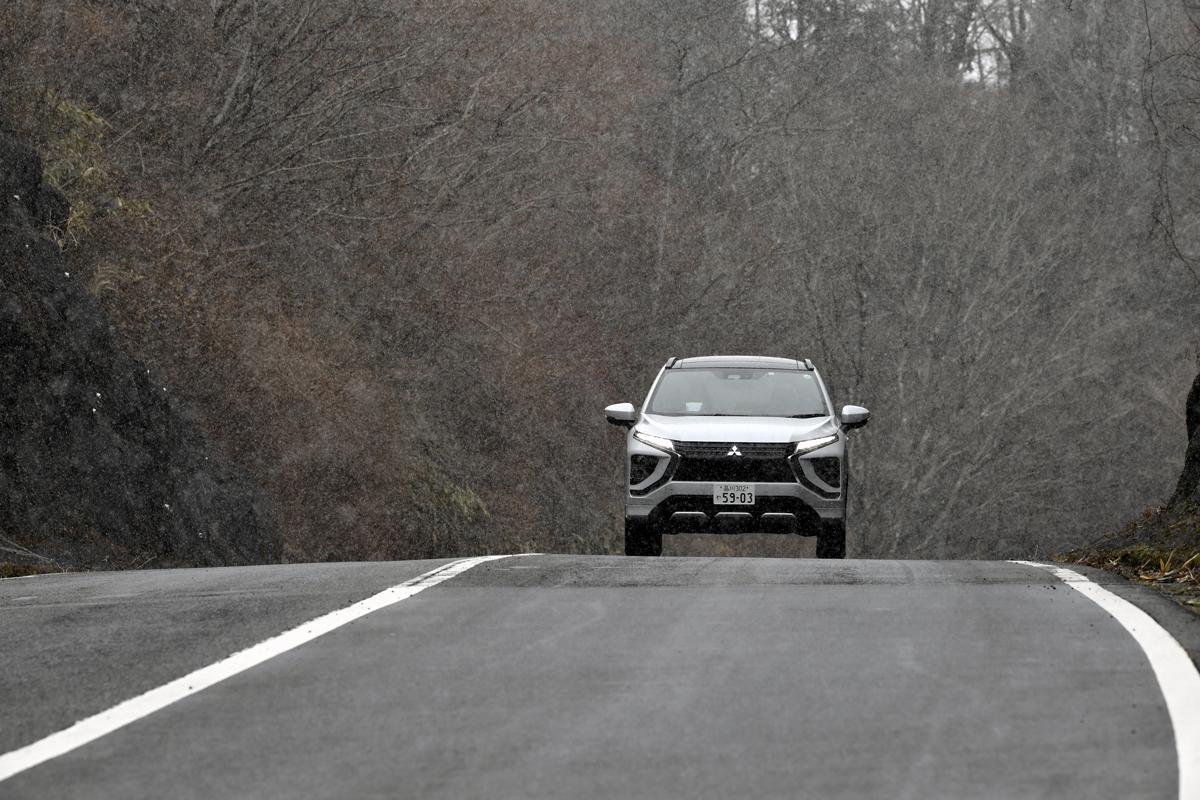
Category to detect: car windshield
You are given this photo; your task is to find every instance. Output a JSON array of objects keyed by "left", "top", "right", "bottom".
[{"left": 646, "top": 368, "right": 828, "bottom": 417}]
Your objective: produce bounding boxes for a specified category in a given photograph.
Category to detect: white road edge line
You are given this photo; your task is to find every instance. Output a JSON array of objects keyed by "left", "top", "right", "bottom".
[
  {"left": 0, "top": 554, "right": 523, "bottom": 784},
  {"left": 1012, "top": 560, "right": 1200, "bottom": 800}
]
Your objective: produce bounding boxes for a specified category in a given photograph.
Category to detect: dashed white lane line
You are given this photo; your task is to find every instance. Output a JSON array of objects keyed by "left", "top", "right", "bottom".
[
  {"left": 0, "top": 554, "right": 522, "bottom": 784},
  {"left": 1013, "top": 561, "right": 1200, "bottom": 800}
]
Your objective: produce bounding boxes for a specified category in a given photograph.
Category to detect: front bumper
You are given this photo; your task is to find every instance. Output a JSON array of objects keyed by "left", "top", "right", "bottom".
[{"left": 624, "top": 480, "right": 843, "bottom": 535}]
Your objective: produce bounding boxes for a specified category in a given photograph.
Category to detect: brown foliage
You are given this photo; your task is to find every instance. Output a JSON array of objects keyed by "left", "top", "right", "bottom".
[{"left": 3, "top": 0, "right": 1198, "bottom": 561}]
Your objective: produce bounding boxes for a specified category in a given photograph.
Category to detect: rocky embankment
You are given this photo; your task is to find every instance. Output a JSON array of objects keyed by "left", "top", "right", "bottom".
[
  {"left": 0, "top": 120, "right": 279, "bottom": 571},
  {"left": 1172, "top": 373, "right": 1200, "bottom": 511}
]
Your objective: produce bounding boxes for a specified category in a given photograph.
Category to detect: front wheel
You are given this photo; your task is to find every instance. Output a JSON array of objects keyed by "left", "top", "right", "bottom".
[
  {"left": 624, "top": 518, "right": 662, "bottom": 556},
  {"left": 815, "top": 520, "right": 846, "bottom": 559}
]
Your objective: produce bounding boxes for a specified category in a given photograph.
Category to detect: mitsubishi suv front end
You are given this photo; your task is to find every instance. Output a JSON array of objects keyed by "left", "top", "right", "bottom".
[{"left": 605, "top": 355, "right": 870, "bottom": 558}]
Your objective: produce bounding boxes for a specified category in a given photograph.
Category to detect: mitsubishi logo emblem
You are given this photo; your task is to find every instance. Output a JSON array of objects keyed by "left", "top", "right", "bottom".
[{"left": 726, "top": 445, "right": 742, "bottom": 457}]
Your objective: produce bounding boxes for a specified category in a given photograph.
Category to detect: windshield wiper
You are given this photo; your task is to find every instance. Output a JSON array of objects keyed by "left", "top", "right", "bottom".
[{"left": 788, "top": 413, "right": 827, "bottom": 418}]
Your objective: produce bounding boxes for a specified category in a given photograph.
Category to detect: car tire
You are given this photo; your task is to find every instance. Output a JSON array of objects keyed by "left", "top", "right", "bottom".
[
  {"left": 624, "top": 518, "right": 662, "bottom": 557},
  {"left": 816, "top": 520, "right": 846, "bottom": 559}
]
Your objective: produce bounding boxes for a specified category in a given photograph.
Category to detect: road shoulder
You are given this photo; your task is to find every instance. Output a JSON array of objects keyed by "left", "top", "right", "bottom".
[{"left": 1059, "top": 563, "right": 1200, "bottom": 667}]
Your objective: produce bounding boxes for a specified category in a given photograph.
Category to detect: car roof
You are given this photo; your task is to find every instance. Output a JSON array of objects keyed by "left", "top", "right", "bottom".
[{"left": 672, "top": 355, "right": 808, "bottom": 370}]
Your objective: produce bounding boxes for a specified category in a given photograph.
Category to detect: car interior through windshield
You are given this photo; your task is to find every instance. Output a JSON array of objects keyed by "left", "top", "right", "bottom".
[{"left": 646, "top": 369, "right": 828, "bottom": 418}]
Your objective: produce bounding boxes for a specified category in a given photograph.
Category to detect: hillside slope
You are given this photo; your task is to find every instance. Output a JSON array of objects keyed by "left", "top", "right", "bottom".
[
  {"left": 0, "top": 120, "right": 279, "bottom": 571},
  {"left": 1065, "top": 372, "right": 1200, "bottom": 611}
]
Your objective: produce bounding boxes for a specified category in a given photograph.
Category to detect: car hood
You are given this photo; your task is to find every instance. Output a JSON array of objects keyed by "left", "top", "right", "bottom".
[{"left": 637, "top": 413, "right": 835, "bottom": 444}]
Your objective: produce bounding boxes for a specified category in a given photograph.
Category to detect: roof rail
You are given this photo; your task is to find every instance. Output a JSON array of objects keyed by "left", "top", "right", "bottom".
[
  {"left": 665, "top": 356, "right": 678, "bottom": 368},
  {"left": 804, "top": 358, "right": 814, "bottom": 370}
]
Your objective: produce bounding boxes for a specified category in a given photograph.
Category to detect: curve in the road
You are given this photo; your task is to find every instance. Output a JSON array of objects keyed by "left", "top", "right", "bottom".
[{"left": 1014, "top": 561, "right": 1200, "bottom": 800}]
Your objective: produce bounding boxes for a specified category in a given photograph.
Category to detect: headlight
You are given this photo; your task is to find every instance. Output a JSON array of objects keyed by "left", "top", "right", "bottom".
[
  {"left": 792, "top": 434, "right": 838, "bottom": 456},
  {"left": 633, "top": 431, "right": 676, "bottom": 453}
]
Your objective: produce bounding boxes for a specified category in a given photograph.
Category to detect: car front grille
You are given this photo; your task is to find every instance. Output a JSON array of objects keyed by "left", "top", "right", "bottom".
[
  {"left": 674, "top": 441, "right": 793, "bottom": 459},
  {"left": 672, "top": 441, "right": 797, "bottom": 483}
]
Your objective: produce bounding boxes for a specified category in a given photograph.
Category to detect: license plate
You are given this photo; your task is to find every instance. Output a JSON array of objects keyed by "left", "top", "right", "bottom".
[{"left": 714, "top": 484, "right": 755, "bottom": 505}]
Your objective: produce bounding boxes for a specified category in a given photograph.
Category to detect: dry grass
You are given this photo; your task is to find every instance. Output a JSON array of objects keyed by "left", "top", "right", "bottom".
[{"left": 1057, "top": 505, "right": 1200, "bottom": 616}]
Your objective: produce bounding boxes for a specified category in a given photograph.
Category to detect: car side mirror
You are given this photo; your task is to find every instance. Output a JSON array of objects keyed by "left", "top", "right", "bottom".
[
  {"left": 840, "top": 404, "right": 870, "bottom": 431},
  {"left": 605, "top": 402, "right": 637, "bottom": 428}
]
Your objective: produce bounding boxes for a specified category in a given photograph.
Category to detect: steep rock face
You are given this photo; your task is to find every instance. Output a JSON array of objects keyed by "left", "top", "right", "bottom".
[
  {"left": 1169, "top": 372, "right": 1200, "bottom": 509},
  {"left": 0, "top": 123, "right": 279, "bottom": 568}
]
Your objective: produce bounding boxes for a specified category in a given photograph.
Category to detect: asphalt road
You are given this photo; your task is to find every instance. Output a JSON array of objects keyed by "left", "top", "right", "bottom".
[{"left": 1, "top": 556, "right": 1196, "bottom": 799}]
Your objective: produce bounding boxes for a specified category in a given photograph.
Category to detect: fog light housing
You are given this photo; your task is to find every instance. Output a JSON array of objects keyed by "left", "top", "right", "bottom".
[
  {"left": 630, "top": 454, "right": 659, "bottom": 485},
  {"left": 811, "top": 457, "right": 841, "bottom": 487}
]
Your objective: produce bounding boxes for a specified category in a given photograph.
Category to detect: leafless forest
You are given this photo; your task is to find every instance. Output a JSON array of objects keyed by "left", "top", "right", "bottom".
[{"left": 3, "top": 0, "right": 1199, "bottom": 562}]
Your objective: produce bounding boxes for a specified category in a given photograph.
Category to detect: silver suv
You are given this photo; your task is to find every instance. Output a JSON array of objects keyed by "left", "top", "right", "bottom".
[{"left": 605, "top": 355, "right": 870, "bottom": 558}]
